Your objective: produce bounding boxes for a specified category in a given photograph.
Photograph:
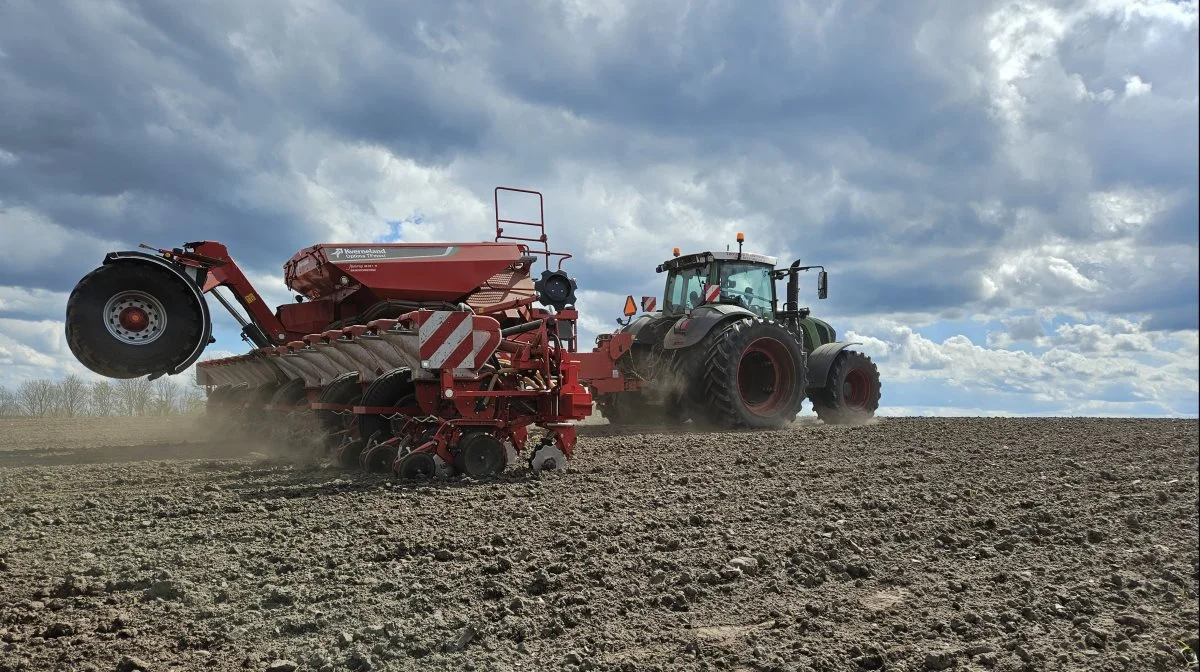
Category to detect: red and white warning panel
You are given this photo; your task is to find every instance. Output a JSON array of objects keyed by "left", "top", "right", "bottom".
[
  {"left": 414, "top": 311, "right": 501, "bottom": 371},
  {"left": 641, "top": 296, "right": 657, "bottom": 312},
  {"left": 704, "top": 284, "right": 720, "bottom": 303}
]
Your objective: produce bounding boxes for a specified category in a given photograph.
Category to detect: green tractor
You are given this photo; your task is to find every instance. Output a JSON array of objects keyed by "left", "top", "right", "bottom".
[{"left": 595, "top": 234, "right": 881, "bottom": 428}]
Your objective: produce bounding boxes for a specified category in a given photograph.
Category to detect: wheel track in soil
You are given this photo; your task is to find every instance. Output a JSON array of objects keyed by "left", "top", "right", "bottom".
[{"left": 0, "top": 417, "right": 1197, "bottom": 672}]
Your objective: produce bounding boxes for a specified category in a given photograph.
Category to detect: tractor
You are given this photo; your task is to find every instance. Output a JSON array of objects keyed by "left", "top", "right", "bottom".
[{"left": 591, "top": 233, "right": 881, "bottom": 428}]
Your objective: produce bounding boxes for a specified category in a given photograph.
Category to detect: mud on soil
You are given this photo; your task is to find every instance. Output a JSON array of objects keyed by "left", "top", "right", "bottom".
[{"left": 0, "top": 417, "right": 1197, "bottom": 672}]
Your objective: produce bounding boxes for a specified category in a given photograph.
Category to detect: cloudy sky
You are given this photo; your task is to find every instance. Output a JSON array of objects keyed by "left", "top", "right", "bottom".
[{"left": 1, "top": 0, "right": 1196, "bottom": 417}]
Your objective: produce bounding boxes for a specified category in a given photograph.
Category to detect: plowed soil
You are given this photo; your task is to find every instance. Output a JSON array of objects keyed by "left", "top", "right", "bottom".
[{"left": 1, "top": 416, "right": 1197, "bottom": 672}]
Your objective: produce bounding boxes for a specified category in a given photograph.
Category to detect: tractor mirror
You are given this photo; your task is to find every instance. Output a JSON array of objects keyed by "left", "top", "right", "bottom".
[
  {"left": 817, "top": 271, "right": 828, "bottom": 300},
  {"left": 623, "top": 295, "right": 637, "bottom": 316}
]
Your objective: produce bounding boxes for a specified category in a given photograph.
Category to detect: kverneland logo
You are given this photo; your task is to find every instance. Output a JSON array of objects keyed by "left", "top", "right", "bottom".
[{"left": 329, "top": 247, "right": 388, "bottom": 259}]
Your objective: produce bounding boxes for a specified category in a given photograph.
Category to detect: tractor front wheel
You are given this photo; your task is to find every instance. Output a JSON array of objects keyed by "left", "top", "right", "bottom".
[
  {"left": 810, "top": 350, "right": 881, "bottom": 425},
  {"left": 700, "top": 319, "right": 807, "bottom": 429}
]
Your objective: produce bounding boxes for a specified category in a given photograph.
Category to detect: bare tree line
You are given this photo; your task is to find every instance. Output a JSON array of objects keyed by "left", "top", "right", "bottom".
[{"left": 0, "top": 375, "right": 206, "bottom": 418}]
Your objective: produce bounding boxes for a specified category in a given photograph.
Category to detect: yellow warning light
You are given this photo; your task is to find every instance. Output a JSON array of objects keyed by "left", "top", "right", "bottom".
[
  {"left": 672, "top": 247, "right": 680, "bottom": 257},
  {"left": 736, "top": 232, "right": 745, "bottom": 243},
  {"left": 623, "top": 295, "right": 637, "bottom": 316}
]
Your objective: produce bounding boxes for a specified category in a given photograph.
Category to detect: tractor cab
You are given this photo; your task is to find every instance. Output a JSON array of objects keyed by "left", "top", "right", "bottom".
[
  {"left": 616, "top": 231, "right": 830, "bottom": 349},
  {"left": 657, "top": 249, "right": 779, "bottom": 319}
]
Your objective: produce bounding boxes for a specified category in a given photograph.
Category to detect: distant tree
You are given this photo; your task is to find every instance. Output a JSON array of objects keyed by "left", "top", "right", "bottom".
[
  {"left": 16, "top": 379, "right": 55, "bottom": 416},
  {"left": 0, "top": 376, "right": 206, "bottom": 418},
  {"left": 89, "top": 380, "right": 115, "bottom": 416},
  {"left": 180, "top": 385, "right": 207, "bottom": 414},
  {"left": 0, "top": 387, "right": 18, "bottom": 417},
  {"left": 54, "top": 374, "right": 90, "bottom": 417},
  {"left": 151, "top": 377, "right": 180, "bottom": 416},
  {"left": 115, "top": 378, "right": 153, "bottom": 416}
]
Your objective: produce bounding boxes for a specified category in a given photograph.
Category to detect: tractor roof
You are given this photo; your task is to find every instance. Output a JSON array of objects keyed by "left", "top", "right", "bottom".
[{"left": 657, "top": 250, "right": 777, "bottom": 273}]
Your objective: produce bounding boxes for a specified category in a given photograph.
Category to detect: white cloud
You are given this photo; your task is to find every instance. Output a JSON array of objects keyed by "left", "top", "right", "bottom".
[
  {"left": 1088, "top": 187, "right": 1169, "bottom": 234},
  {"left": 845, "top": 315, "right": 1197, "bottom": 414},
  {"left": 0, "top": 206, "right": 125, "bottom": 277},
  {"left": 1123, "top": 74, "right": 1153, "bottom": 97},
  {"left": 0, "top": 286, "right": 69, "bottom": 320}
]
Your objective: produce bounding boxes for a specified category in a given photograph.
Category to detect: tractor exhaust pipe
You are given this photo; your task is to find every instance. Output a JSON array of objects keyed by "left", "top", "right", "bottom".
[{"left": 785, "top": 259, "right": 801, "bottom": 314}]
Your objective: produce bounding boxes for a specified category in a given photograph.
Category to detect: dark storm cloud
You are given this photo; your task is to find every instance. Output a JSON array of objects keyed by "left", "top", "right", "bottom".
[
  {"left": 0, "top": 0, "right": 494, "bottom": 287},
  {"left": 478, "top": 1, "right": 992, "bottom": 148},
  {"left": 0, "top": 0, "right": 1195, "bottom": 338}
]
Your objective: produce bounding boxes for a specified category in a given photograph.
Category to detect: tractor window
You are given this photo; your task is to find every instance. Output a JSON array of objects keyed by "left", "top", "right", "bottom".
[
  {"left": 716, "top": 262, "right": 775, "bottom": 318},
  {"left": 664, "top": 265, "right": 709, "bottom": 314}
]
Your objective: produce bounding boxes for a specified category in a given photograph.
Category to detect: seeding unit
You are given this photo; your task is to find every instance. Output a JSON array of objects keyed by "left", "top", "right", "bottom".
[{"left": 65, "top": 187, "right": 881, "bottom": 479}]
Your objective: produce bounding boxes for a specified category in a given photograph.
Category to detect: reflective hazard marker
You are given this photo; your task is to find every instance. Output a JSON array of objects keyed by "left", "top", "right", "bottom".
[{"left": 623, "top": 295, "right": 637, "bottom": 316}]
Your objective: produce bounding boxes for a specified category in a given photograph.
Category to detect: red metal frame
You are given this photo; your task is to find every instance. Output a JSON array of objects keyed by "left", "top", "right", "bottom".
[
  {"left": 184, "top": 186, "right": 649, "bottom": 474},
  {"left": 140, "top": 241, "right": 293, "bottom": 344},
  {"left": 494, "top": 187, "right": 573, "bottom": 271},
  {"left": 325, "top": 306, "right": 604, "bottom": 471}
]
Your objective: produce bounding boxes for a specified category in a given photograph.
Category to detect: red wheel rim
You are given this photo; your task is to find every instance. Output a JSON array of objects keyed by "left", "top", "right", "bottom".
[
  {"left": 843, "top": 368, "right": 872, "bottom": 409},
  {"left": 118, "top": 306, "right": 150, "bottom": 332},
  {"left": 736, "top": 337, "right": 796, "bottom": 416}
]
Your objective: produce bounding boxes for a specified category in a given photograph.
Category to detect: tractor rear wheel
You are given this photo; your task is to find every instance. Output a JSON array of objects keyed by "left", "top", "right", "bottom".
[
  {"left": 809, "top": 350, "right": 881, "bottom": 425},
  {"left": 65, "top": 261, "right": 208, "bottom": 379},
  {"left": 597, "top": 391, "right": 677, "bottom": 426},
  {"left": 699, "top": 318, "right": 806, "bottom": 429}
]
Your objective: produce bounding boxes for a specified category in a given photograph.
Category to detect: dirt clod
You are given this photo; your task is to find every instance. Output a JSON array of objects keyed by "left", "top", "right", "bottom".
[{"left": 116, "top": 655, "right": 153, "bottom": 672}]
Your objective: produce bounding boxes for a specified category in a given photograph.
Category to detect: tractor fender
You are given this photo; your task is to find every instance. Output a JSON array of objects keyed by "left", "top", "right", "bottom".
[
  {"left": 617, "top": 314, "right": 660, "bottom": 343},
  {"left": 661, "top": 304, "right": 756, "bottom": 350},
  {"left": 804, "top": 341, "right": 862, "bottom": 389},
  {"left": 101, "top": 251, "right": 214, "bottom": 377}
]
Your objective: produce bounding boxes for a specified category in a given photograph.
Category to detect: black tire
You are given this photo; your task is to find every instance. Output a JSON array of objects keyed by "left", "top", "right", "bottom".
[
  {"left": 699, "top": 318, "right": 807, "bottom": 429},
  {"left": 201, "top": 385, "right": 236, "bottom": 437},
  {"left": 269, "top": 379, "right": 307, "bottom": 409},
  {"left": 395, "top": 451, "right": 436, "bottom": 481},
  {"left": 65, "top": 261, "right": 208, "bottom": 379},
  {"left": 315, "top": 373, "right": 362, "bottom": 448},
  {"left": 266, "top": 379, "right": 308, "bottom": 447},
  {"left": 357, "top": 368, "right": 416, "bottom": 447},
  {"left": 360, "top": 443, "right": 397, "bottom": 473},
  {"left": 334, "top": 439, "right": 366, "bottom": 469},
  {"left": 217, "top": 384, "right": 250, "bottom": 418},
  {"left": 595, "top": 393, "right": 625, "bottom": 424},
  {"left": 240, "top": 382, "right": 282, "bottom": 436},
  {"left": 665, "top": 337, "right": 716, "bottom": 426},
  {"left": 810, "top": 350, "right": 881, "bottom": 425},
  {"left": 205, "top": 385, "right": 234, "bottom": 419},
  {"left": 453, "top": 431, "right": 506, "bottom": 478},
  {"left": 597, "top": 391, "right": 672, "bottom": 426}
]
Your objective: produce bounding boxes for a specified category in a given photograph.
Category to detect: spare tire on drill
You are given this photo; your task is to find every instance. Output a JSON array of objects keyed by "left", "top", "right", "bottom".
[{"left": 65, "top": 260, "right": 210, "bottom": 379}]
